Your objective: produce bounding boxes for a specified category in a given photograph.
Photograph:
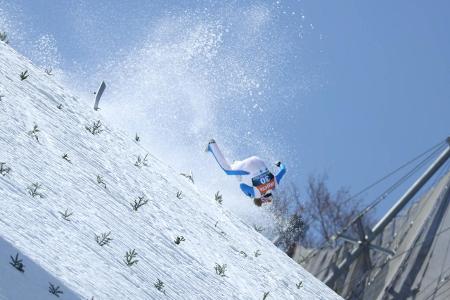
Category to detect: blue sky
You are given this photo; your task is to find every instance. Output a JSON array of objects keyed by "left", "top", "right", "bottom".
[
  {"left": 2, "top": 0, "right": 449, "bottom": 218},
  {"left": 293, "top": 1, "right": 450, "bottom": 215}
]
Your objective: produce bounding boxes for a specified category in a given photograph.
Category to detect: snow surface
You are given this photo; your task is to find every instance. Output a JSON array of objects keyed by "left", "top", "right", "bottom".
[{"left": 0, "top": 41, "right": 341, "bottom": 299}]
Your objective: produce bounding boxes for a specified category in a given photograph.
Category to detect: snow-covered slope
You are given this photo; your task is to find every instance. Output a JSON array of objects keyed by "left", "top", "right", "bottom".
[{"left": 0, "top": 42, "right": 341, "bottom": 299}]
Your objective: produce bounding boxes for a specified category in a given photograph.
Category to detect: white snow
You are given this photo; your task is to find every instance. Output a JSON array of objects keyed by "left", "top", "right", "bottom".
[{"left": 0, "top": 41, "right": 342, "bottom": 299}]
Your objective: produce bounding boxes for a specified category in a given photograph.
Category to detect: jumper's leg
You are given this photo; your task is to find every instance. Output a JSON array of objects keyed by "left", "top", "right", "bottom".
[
  {"left": 207, "top": 139, "right": 232, "bottom": 171},
  {"left": 207, "top": 139, "right": 250, "bottom": 176}
]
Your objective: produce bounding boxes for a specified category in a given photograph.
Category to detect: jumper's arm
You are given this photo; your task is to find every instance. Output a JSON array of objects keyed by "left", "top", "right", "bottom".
[
  {"left": 240, "top": 183, "right": 255, "bottom": 198},
  {"left": 275, "top": 163, "right": 286, "bottom": 184}
]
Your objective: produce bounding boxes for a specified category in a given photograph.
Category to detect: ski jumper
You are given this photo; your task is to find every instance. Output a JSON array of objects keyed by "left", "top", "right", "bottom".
[{"left": 207, "top": 140, "right": 286, "bottom": 198}]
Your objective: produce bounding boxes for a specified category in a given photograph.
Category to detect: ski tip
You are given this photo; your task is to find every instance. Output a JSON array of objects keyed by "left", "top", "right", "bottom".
[{"left": 205, "top": 139, "right": 216, "bottom": 152}]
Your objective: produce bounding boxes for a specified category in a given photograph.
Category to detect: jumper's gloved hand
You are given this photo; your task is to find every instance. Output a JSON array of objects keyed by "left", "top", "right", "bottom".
[{"left": 275, "top": 161, "right": 281, "bottom": 167}]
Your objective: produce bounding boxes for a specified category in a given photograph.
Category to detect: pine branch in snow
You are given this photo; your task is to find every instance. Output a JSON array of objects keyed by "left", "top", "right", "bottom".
[
  {"left": 28, "top": 124, "right": 40, "bottom": 142},
  {"left": 134, "top": 153, "right": 149, "bottom": 167},
  {"left": 176, "top": 191, "right": 183, "bottom": 199},
  {"left": 135, "top": 133, "right": 140, "bottom": 142},
  {"left": 154, "top": 279, "right": 166, "bottom": 294},
  {"left": 27, "top": 182, "right": 44, "bottom": 198},
  {"left": 124, "top": 249, "right": 138, "bottom": 266},
  {"left": 263, "top": 291, "right": 270, "bottom": 299},
  {"left": 180, "top": 171, "right": 194, "bottom": 184},
  {"left": 96, "top": 175, "right": 106, "bottom": 188},
  {"left": 239, "top": 251, "right": 248, "bottom": 258},
  {"left": 85, "top": 120, "right": 103, "bottom": 135},
  {"left": 130, "top": 195, "right": 148, "bottom": 211},
  {"left": 62, "top": 153, "right": 71, "bottom": 163},
  {"left": 0, "top": 162, "right": 11, "bottom": 176},
  {"left": 20, "top": 70, "right": 29, "bottom": 81},
  {"left": 253, "top": 225, "right": 264, "bottom": 233},
  {"left": 9, "top": 253, "right": 24, "bottom": 272},
  {"left": 254, "top": 250, "right": 261, "bottom": 257},
  {"left": 296, "top": 281, "right": 303, "bottom": 289},
  {"left": 95, "top": 231, "right": 112, "bottom": 246},
  {"left": 0, "top": 31, "right": 9, "bottom": 44},
  {"left": 48, "top": 283, "right": 63, "bottom": 297},
  {"left": 59, "top": 209, "right": 73, "bottom": 221},
  {"left": 215, "top": 191, "right": 223, "bottom": 205},
  {"left": 214, "top": 263, "right": 227, "bottom": 277},
  {"left": 174, "top": 236, "right": 185, "bottom": 245}
]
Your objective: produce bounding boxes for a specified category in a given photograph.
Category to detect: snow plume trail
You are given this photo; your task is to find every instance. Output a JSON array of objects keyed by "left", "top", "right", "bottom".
[
  {"left": 94, "top": 5, "right": 287, "bottom": 226},
  {"left": 1, "top": 0, "right": 313, "bottom": 230}
]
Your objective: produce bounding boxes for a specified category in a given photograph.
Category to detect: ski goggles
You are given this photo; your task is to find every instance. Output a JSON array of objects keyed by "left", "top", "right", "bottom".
[{"left": 263, "top": 192, "right": 272, "bottom": 198}]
